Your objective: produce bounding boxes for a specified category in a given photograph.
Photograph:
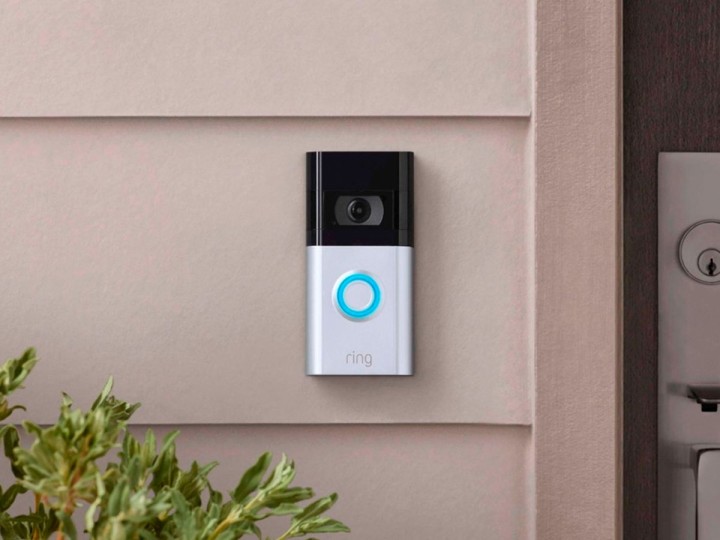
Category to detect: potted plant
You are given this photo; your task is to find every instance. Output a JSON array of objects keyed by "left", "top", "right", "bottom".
[{"left": 0, "top": 348, "right": 349, "bottom": 540}]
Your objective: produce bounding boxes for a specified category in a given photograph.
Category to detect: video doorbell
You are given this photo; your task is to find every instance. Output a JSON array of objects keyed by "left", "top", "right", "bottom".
[{"left": 306, "top": 151, "right": 414, "bottom": 376}]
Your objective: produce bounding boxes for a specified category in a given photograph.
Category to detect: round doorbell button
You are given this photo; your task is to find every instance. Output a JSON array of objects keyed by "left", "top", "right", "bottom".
[
  {"left": 333, "top": 272, "right": 383, "bottom": 321},
  {"left": 679, "top": 220, "right": 720, "bottom": 284}
]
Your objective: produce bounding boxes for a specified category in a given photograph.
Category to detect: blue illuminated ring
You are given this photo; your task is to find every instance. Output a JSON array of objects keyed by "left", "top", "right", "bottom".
[{"left": 334, "top": 272, "right": 382, "bottom": 321}]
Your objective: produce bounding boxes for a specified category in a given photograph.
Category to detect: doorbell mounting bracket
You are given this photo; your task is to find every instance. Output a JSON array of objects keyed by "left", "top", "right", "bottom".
[{"left": 306, "top": 151, "right": 413, "bottom": 376}]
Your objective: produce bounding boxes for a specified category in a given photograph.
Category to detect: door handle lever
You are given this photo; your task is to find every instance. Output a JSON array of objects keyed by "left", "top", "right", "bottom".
[{"left": 688, "top": 385, "right": 720, "bottom": 412}]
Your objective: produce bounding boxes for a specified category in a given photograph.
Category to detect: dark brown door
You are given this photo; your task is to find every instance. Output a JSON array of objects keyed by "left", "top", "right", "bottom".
[{"left": 624, "top": 3, "right": 720, "bottom": 538}]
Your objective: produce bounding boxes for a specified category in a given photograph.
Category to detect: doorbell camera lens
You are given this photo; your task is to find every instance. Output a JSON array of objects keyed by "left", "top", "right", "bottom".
[
  {"left": 347, "top": 198, "right": 371, "bottom": 223},
  {"left": 332, "top": 195, "right": 385, "bottom": 226}
]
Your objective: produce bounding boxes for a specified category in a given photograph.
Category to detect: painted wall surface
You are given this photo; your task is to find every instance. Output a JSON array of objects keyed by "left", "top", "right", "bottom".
[
  {"left": 0, "top": 0, "right": 529, "bottom": 117},
  {"left": 0, "top": 425, "right": 531, "bottom": 539},
  {"left": 0, "top": 117, "right": 531, "bottom": 425},
  {"left": 133, "top": 425, "right": 532, "bottom": 539},
  {"left": 0, "top": 1, "right": 621, "bottom": 538}
]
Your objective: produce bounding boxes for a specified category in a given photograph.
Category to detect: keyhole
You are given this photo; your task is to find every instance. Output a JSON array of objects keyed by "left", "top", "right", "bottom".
[{"left": 696, "top": 249, "right": 720, "bottom": 279}]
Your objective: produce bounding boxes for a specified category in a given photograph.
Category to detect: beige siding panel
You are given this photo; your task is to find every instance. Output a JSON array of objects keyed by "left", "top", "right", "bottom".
[
  {"left": 138, "top": 425, "right": 531, "bottom": 539},
  {"left": 0, "top": 425, "right": 530, "bottom": 539},
  {"left": 0, "top": 117, "right": 531, "bottom": 425},
  {"left": 0, "top": 0, "right": 529, "bottom": 117}
]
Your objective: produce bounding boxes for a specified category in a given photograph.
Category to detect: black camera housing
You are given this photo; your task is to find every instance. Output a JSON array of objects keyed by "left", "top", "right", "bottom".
[{"left": 306, "top": 151, "right": 413, "bottom": 246}]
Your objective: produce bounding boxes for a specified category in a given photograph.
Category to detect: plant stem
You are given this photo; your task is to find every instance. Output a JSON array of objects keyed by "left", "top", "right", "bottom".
[
  {"left": 208, "top": 492, "right": 267, "bottom": 540},
  {"left": 208, "top": 509, "right": 241, "bottom": 540},
  {"left": 31, "top": 494, "right": 41, "bottom": 540},
  {"left": 276, "top": 528, "right": 295, "bottom": 540}
]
